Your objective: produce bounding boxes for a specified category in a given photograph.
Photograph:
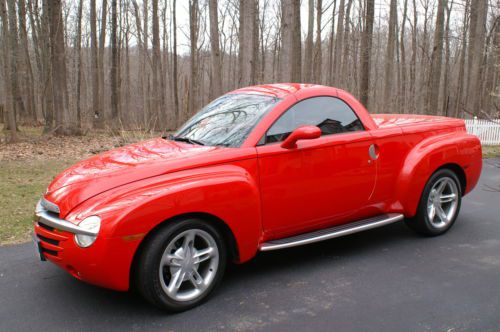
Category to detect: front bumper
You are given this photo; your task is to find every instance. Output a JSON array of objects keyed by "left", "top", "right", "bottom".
[
  {"left": 35, "top": 200, "right": 97, "bottom": 236},
  {"left": 33, "top": 199, "right": 139, "bottom": 291}
]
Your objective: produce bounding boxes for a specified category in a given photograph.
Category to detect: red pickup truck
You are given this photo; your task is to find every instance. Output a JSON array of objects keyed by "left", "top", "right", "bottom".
[{"left": 34, "top": 83, "right": 482, "bottom": 311}]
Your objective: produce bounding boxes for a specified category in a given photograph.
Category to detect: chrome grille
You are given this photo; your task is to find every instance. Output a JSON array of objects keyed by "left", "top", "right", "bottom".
[{"left": 35, "top": 198, "right": 66, "bottom": 259}]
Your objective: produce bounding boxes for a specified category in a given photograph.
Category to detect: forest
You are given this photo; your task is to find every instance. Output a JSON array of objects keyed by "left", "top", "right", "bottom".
[{"left": 0, "top": 0, "right": 498, "bottom": 142}]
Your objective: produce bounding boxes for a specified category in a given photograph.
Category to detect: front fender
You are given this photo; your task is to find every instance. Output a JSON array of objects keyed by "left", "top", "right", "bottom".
[
  {"left": 394, "top": 132, "right": 482, "bottom": 217},
  {"left": 68, "top": 160, "right": 262, "bottom": 263}
]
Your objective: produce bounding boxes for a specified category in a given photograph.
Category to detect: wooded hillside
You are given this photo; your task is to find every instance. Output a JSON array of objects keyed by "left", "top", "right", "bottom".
[{"left": 0, "top": 0, "right": 498, "bottom": 142}]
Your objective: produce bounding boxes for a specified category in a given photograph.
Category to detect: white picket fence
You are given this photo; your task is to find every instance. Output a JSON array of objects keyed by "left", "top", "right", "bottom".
[{"left": 465, "top": 118, "right": 500, "bottom": 145}]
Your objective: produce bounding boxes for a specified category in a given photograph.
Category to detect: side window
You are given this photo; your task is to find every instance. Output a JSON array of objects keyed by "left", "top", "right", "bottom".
[{"left": 265, "top": 97, "right": 364, "bottom": 143}]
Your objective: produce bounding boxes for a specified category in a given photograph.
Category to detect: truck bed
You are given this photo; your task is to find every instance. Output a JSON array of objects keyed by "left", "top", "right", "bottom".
[{"left": 371, "top": 114, "right": 465, "bottom": 130}]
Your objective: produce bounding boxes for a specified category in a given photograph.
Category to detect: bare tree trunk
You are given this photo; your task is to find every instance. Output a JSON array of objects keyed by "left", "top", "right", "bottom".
[
  {"left": 239, "top": 0, "right": 258, "bottom": 86},
  {"left": 172, "top": 0, "right": 179, "bottom": 128},
  {"left": 160, "top": 5, "right": 168, "bottom": 126},
  {"left": 74, "top": 0, "right": 83, "bottom": 130},
  {"left": 395, "top": 11, "right": 401, "bottom": 110},
  {"left": 441, "top": 0, "right": 453, "bottom": 116},
  {"left": 18, "top": 0, "right": 36, "bottom": 123},
  {"left": 123, "top": 0, "right": 131, "bottom": 121},
  {"left": 479, "top": 13, "right": 497, "bottom": 116},
  {"left": 427, "top": 0, "right": 446, "bottom": 115},
  {"left": 188, "top": 0, "right": 199, "bottom": 116},
  {"left": 340, "top": 0, "right": 353, "bottom": 88},
  {"left": 485, "top": 6, "right": 499, "bottom": 116},
  {"left": 399, "top": 0, "right": 408, "bottom": 113},
  {"left": 259, "top": 0, "right": 268, "bottom": 83},
  {"left": 280, "top": 0, "right": 301, "bottom": 82},
  {"left": 26, "top": 0, "right": 44, "bottom": 122},
  {"left": 110, "top": 0, "right": 120, "bottom": 128},
  {"left": 383, "top": 0, "right": 397, "bottom": 111},
  {"left": 209, "top": 0, "right": 222, "bottom": 97},
  {"left": 454, "top": 0, "right": 469, "bottom": 117},
  {"left": 313, "top": 0, "right": 322, "bottom": 82},
  {"left": 131, "top": 0, "right": 145, "bottom": 128},
  {"left": 48, "top": 0, "right": 70, "bottom": 134},
  {"left": 0, "top": 0, "right": 17, "bottom": 141},
  {"left": 333, "top": 0, "right": 345, "bottom": 85},
  {"left": 41, "top": 0, "right": 54, "bottom": 132},
  {"left": 152, "top": 0, "right": 163, "bottom": 129},
  {"left": 409, "top": 0, "right": 417, "bottom": 113},
  {"left": 327, "top": 0, "right": 337, "bottom": 85},
  {"left": 91, "top": 0, "right": 102, "bottom": 128},
  {"left": 271, "top": 18, "right": 280, "bottom": 82},
  {"left": 466, "top": 0, "right": 488, "bottom": 116},
  {"left": 291, "top": 0, "right": 301, "bottom": 82},
  {"left": 6, "top": 0, "right": 25, "bottom": 127},
  {"left": 98, "top": 0, "right": 108, "bottom": 125},
  {"left": 304, "top": 0, "right": 314, "bottom": 82},
  {"left": 359, "top": 0, "right": 374, "bottom": 108},
  {"left": 419, "top": 0, "right": 430, "bottom": 113}
]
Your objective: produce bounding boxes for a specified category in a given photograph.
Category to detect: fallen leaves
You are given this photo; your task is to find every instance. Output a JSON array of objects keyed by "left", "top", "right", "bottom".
[{"left": 1, "top": 127, "right": 157, "bottom": 162}]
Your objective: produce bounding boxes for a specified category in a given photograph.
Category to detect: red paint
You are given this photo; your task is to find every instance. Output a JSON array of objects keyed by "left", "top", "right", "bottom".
[
  {"left": 34, "top": 84, "right": 482, "bottom": 291},
  {"left": 280, "top": 125, "right": 321, "bottom": 149}
]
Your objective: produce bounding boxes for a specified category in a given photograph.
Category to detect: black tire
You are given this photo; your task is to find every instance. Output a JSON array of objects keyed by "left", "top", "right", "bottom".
[
  {"left": 135, "top": 218, "right": 227, "bottom": 312},
  {"left": 405, "top": 168, "right": 462, "bottom": 236}
]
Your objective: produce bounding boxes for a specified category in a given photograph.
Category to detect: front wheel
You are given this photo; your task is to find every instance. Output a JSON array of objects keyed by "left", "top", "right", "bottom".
[
  {"left": 135, "top": 219, "right": 227, "bottom": 312},
  {"left": 405, "top": 169, "right": 462, "bottom": 236}
]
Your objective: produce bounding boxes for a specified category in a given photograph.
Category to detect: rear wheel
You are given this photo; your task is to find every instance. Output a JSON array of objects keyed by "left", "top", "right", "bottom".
[
  {"left": 405, "top": 169, "right": 462, "bottom": 236},
  {"left": 135, "top": 219, "right": 227, "bottom": 311}
]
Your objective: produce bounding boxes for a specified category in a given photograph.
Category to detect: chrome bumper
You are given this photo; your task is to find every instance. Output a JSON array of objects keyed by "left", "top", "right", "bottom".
[{"left": 35, "top": 200, "right": 97, "bottom": 236}]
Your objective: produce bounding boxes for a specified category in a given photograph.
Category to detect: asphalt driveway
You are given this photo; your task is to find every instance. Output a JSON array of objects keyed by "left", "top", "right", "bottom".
[{"left": 1, "top": 159, "right": 499, "bottom": 332}]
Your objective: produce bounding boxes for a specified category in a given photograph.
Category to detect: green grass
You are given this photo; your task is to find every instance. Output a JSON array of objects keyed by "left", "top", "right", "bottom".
[{"left": 0, "top": 159, "right": 75, "bottom": 245}]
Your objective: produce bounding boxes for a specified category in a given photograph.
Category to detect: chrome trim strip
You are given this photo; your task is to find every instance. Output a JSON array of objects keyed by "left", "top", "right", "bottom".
[
  {"left": 40, "top": 197, "right": 60, "bottom": 214},
  {"left": 35, "top": 201, "right": 97, "bottom": 236},
  {"left": 259, "top": 213, "right": 404, "bottom": 251}
]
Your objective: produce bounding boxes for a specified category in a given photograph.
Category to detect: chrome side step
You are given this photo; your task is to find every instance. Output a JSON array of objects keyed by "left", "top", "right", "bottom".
[{"left": 259, "top": 213, "right": 404, "bottom": 251}]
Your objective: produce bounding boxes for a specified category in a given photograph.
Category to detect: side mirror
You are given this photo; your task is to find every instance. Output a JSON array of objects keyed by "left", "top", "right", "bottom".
[{"left": 281, "top": 125, "right": 321, "bottom": 149}]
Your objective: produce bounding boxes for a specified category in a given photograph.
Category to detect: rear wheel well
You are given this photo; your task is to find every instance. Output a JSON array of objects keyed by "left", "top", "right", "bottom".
[
  {"left": 437, "top": 163, "right": 466, "bottom": 195},
  {"left": 130, "top": 212, "right": 239, "bottom": 290}
]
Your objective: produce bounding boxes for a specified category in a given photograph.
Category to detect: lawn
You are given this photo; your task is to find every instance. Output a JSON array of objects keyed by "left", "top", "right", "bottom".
[
  {"left": 1, "top": 131, "right": 499, "bottom": 245},
  {"left": 0, "top": 159, "right": 75, "bottom": 244}
]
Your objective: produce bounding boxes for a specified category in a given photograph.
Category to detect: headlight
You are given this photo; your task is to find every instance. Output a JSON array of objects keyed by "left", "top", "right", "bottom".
[{"left": 74, "top": 216, "right": 101, "bottom": 248}]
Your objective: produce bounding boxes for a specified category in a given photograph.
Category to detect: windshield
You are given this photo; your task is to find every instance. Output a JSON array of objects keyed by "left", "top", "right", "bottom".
[{"left": 174, "top": 94, "right": 280, "bottom": 147}]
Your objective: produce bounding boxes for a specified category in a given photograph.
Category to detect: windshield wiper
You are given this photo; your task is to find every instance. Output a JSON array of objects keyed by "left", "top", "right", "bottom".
[{"left": 168, "top": 134, "right": 205, "bottom": 146}]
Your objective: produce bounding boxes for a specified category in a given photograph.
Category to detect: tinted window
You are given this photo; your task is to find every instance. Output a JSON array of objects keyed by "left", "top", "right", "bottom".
[
  {"left": 265, "top": 97, "right": 364, "bottom": 143},
  {"left": 175, "top": 94, "right": 280, "bottom": 147}
]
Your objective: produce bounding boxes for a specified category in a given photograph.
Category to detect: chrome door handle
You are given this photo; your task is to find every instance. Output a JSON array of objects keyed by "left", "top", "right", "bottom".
[{"left": 369, "top": 144, "right": 379, "bottom": 160}]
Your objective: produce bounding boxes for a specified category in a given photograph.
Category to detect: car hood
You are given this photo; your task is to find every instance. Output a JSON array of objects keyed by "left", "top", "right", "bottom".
[{"left": 44, "top": 138, "right": 246, "bottom": 217}]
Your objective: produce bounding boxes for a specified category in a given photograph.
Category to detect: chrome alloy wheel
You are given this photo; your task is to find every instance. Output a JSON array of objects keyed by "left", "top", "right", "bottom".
[
  {"left": 427, "top": 177, "right": 459, "bottom": 229},
  {"left": 159, "top": 229, "right": 219, "bottom": 302}
]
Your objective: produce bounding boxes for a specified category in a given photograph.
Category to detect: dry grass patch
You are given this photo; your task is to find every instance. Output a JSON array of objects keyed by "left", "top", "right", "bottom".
[{"left": 482, "top": 146, "right": 500, "bottom": 159}]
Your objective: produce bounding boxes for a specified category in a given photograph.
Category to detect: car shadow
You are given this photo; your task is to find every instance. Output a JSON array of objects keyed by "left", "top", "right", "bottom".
[{"left": 225, "top": 221, "right": 415, "bottom": 282}]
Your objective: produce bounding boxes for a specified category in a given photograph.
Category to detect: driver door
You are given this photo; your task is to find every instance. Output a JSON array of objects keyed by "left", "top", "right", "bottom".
[{"left": 256, "top": 96, "right": 377, "bottom": 239}]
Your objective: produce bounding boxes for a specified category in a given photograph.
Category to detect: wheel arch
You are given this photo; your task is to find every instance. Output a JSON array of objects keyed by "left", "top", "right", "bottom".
[
  {"left": 395, "top": 132, "right": 474, "bottom": 217},
  {"left": 435, "top": 163, "right": 466, "bottom": 195},
  {"left": 129, "top": 212, "right": 240, "bottom": 290}
]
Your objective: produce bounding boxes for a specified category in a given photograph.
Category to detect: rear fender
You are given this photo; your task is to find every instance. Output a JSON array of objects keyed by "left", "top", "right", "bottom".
[{"left": 394, "top": 132, "right": 481, "bottom": 217}]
